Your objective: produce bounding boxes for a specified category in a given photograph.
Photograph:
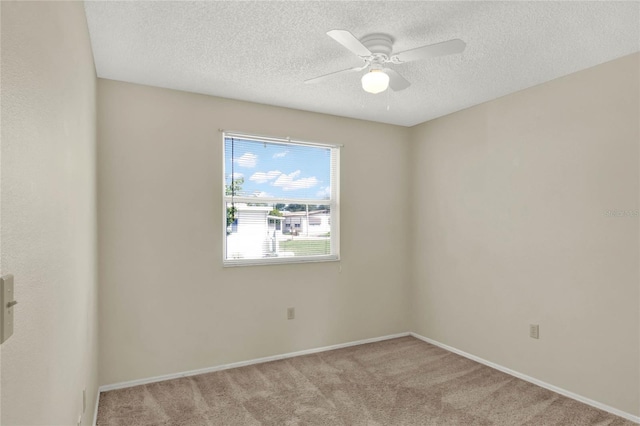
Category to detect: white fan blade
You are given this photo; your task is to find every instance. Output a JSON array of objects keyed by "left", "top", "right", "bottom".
[
  {"left": 384, "top": 68, "right": 411, "bottom": 91},
  {"left": 327, "top": 30, "right": 372, "bottom": 57},
  {"left": 304, "top": 65, "right": 366, "bottom": 85},
  {"left": 394, "top": 39, "right": 466, "bottom": 63}
]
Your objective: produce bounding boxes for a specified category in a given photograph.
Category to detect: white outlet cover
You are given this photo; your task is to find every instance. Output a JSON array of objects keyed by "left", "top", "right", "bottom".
[{"left": 529, "top": 324, "right": 539, "bottom": 339}]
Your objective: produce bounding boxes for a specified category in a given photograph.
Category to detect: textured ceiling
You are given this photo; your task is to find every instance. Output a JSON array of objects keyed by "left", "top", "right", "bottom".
[{"left": 84, "top": 1, "right": 640, "bottom": 127}]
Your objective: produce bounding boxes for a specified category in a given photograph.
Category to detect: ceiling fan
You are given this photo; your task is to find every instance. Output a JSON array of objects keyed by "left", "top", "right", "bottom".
[{"left": 305, "top": 30, "right": 466, "bottom": 94}]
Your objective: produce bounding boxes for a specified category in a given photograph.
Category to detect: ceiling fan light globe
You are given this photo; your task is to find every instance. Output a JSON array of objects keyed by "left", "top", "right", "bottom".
[{"left": 361, "top": 70, "right": 389, "bottom": 94}]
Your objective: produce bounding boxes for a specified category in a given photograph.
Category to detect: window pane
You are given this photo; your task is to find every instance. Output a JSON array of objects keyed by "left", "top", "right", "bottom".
[
  {"left": 224, "top": 137, "right": 332, "bottom": 202},
  {"left": 224, "top": 202, "right": 332, "bottom": 261}
]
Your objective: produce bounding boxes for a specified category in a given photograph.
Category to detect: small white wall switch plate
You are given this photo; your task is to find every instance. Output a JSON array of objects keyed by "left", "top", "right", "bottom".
[
  {"left": 529, "top": 324, "right": 539, "bottom": 339},
  {"left": 287, "top": 307, "right": 295, "bottom": 320},
  {"left": 0, "top": 275, "right": 17, "bottom": 344}
]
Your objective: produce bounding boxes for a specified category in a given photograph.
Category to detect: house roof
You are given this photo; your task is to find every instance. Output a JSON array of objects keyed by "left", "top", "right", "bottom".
[
  {"left": 283, "top": 210, "right": 329, "bottom": 217},
  {"left": 234, "top": 204, "right": 271, "bottom": 212}
]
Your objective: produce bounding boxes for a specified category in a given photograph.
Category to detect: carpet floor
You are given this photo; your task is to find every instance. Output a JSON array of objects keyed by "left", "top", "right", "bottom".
[{"left": 96, "top": 336, "right": 634, "bottom": 425}]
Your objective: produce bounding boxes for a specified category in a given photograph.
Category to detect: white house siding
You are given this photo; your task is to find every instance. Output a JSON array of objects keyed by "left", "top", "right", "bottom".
[
  {"left": 308, "top": 214, "right": 330, "bottom": 235},
  {"left": 226, "top": 206, "right": 284, "bottom": 259},
  {"left": 226, "top": 207, "right": 269, "bottom": 259}
]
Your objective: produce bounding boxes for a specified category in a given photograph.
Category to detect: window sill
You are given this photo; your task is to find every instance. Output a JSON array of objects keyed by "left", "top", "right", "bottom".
[{"left": 223, "top": 254, "right": 340, "bottom": 267}]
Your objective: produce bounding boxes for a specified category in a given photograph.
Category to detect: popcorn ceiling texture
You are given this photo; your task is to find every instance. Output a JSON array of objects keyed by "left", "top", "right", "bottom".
[{"left": 83, "top": 1, "right": 639, "bottom": 127}]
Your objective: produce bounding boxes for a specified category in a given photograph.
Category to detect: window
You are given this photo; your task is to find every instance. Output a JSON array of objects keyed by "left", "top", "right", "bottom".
[{"left": 223, "top": 131, "right": 340, "bottom": 266}]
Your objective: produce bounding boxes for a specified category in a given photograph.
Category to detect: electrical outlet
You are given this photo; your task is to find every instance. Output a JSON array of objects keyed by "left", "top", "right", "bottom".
[
  {"left": 529, "top": 324, "right": 539, "bottom": 339},
  {"left": 287, "top": 307, "right": 295, "bottom": 320}
]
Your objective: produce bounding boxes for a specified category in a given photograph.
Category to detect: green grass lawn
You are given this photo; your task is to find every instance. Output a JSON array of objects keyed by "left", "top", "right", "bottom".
[{"left": 279, "top": 238, "right": 330, "bottom": 256}]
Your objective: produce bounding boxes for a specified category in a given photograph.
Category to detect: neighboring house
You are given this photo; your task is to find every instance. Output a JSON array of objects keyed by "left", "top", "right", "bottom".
[
  {"left": 283, "top": 210, "right": 330, "bottom": 236},
  {"left": 226, "top": 205, "right": 331, "bottom": 258},
  {"left": 226, "top": 204, "right": 284, "bottom": 259}
]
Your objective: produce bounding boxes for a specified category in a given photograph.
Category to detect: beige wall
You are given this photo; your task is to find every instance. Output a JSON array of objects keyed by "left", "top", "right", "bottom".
[
  {"left": 97, "top": 79, "right": 411, "bottom": 385},
  {"left": 98, "top": 55, "right": 639, "bottom": 417},
  {"left": 0, "top": 2, "right": 98, "bottom": 425},
  {"left": 409, "top": 53, "right": 640, "bottom": 416}
]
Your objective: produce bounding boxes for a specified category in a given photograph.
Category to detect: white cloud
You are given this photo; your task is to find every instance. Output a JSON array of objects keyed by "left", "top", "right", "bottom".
[
  {"left": 273, "top": 150, "right": 289, "bottom": 159},
  {"left": 249, "top": 170, "right": 281, "bottom": 184},
  {"left": 273, "top": 170, "right": 319, "bottom": 191},
  {"left": 253, "top": 191, "right": 271, "bottom": 198},
  {"left": 316, "top": 186, "right": 331, "bottom": 199},
  {"left": 232, "top": 172, "right": 244, "bottom": 179},
  {"left": 235, "top": 152, "right": 257, "bottom": 168}
]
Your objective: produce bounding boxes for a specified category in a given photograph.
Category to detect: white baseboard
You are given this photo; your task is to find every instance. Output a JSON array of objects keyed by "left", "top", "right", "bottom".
[
  {"left": 91, "top": 388, "right": 100, "bottom": 426},
  {"left": 409, "top": 332, "right": 640, "bottom": 424},
  {"left": 98, "top": 332, "right": 410, "bottom": 393}
]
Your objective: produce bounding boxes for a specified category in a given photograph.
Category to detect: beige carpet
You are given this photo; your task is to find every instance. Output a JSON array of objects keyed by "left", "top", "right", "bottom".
[{"left": 97, "top": 336, "right": 634, "bottom": 425}]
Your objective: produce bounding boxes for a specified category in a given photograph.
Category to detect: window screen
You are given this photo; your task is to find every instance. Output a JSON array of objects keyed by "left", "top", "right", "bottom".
[{"left": 223, "top": 132, "right": 340, "bottom": 266}]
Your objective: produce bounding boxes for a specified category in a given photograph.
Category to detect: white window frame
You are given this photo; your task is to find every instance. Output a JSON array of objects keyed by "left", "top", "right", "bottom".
[{"left": 222, "top": 131, "right": 340, "bottom": 267}]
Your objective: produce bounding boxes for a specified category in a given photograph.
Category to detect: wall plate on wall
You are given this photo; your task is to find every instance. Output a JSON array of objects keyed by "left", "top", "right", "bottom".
[{"left": 0, "top": 275, "right": 17, "bottom": 344}]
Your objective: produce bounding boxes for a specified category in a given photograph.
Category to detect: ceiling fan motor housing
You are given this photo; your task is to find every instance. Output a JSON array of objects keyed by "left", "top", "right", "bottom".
[{"left": 361, "top": 33, "right": 394, "bottom": 60}]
